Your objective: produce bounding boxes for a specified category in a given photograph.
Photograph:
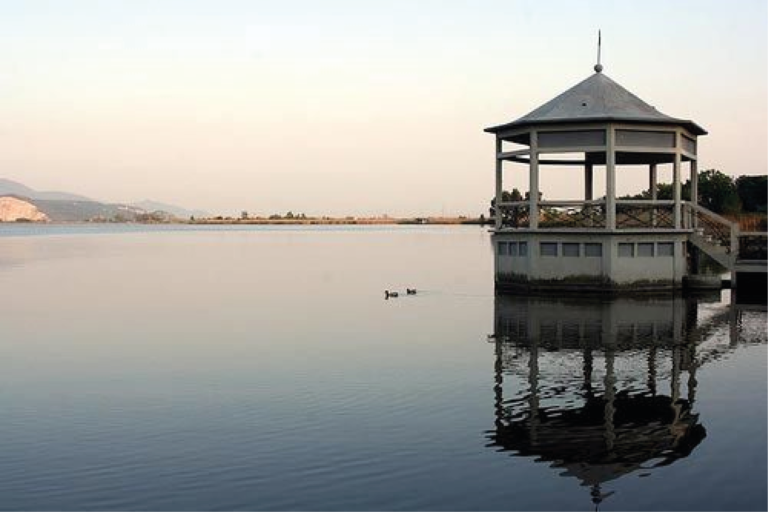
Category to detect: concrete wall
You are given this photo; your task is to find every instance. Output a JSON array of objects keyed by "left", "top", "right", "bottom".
[{"left": 493, "top": 230, "right": 689, "bottom": 291}]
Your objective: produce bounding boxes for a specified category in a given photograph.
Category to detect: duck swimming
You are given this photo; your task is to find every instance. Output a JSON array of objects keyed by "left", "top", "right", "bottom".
[{"left": 385, "top": 290, "right": 399, "bottom": 299}]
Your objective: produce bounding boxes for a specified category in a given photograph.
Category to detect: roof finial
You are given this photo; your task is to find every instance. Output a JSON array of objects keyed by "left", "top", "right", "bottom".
[{"left": 594, "top": 30, "right": 603, "bottom": 73}]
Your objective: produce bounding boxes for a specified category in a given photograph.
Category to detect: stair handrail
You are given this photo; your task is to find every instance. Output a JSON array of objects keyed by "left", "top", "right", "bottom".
[{"left": 685, "top": 202, "right": 740, "bottom": 258}]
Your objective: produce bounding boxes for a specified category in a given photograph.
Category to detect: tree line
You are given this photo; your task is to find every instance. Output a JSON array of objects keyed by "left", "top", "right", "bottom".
[
  {"left": 621, "top": 170, "right": 766, "bottom": 215},
  {"left": 490, "top": 170, "right": 766, "bottom": 218}
]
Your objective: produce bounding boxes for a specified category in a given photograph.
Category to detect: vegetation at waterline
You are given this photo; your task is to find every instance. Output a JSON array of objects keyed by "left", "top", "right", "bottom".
[{"left": 193, "top": 213, "right": 481, "bottom": 226}]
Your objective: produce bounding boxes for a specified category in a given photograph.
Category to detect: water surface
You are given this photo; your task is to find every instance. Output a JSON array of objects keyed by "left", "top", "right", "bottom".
[{"left": 0, "top": 225, "right": 765, "bottom": 510}]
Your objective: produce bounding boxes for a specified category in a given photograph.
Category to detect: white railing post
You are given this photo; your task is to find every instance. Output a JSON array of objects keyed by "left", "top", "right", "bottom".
[{"left": 730, "top": 224, "right": 740, "bottom": 262}]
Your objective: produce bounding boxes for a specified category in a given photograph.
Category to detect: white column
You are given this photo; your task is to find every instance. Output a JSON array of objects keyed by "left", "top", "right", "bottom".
[
  {"left": 529, "top": 131, "right": 539, "bottom": 229},
  {"left": 650, "top": 163, "right": 658, "bottom": 227},
  {"left": 673, "top": 133, "right": 682, "bottom": 229},
  {"left": 585, "top": 163, "right": 593, "bottom": 201},
  {"left": 605, "top": 126, "right": 616, "bottom": 230},
  {"left": 690, "top": 159, "right": 698, "bottom": 229},
  {"left": 495, "top": 137, "right": 503, "bottom": 230},
  {"left": 690, "top": 159, "right": 698, "bottom": 207}
]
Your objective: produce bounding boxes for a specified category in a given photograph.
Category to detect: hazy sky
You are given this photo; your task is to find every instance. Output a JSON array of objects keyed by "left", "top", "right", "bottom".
[{"left": 1, "top": 0, "right": 765, "bottom": 216}]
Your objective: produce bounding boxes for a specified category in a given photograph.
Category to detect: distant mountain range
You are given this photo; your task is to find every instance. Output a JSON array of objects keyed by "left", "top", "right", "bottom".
[
  {"left": 130, "top": 200, "right": 209, "bottom": 220},
  {"left": 0, "top": 178, "right": 209, "bottom": 222},
  {"left": 0, "top": 178, "right": 93, "bottom": 202}
]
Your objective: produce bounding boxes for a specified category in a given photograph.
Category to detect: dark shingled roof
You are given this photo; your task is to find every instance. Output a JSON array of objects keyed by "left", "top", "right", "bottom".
[{"left": 485, "top": 72, "right": 707, "bottom": 135}]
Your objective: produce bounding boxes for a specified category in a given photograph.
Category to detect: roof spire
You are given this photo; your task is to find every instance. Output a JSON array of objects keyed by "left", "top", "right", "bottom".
[{"left": 594, "top": 30, "right": 603, "bottom": 73}]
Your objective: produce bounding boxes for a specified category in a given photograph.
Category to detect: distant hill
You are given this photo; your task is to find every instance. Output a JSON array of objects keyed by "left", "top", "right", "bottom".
[
  {"left": 0, "top": 178, "right": 207, "bottom": 222},
  {"left": 28, "top": 198, "right": 145, "bottom": 222},
  {"left": 131, "top": 200, "right": 209, "bottom": 219},
  {"left": 0, "top": 178, "right": 93, "bottom": 201}
]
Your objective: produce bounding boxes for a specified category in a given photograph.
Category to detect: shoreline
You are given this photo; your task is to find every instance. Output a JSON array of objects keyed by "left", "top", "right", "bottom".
[{"left": 2, "top": 216, "right": 490, "bottom": 227}]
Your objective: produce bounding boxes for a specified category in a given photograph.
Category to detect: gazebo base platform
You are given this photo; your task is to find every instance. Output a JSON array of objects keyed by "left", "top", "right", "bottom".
[{"left": 493, "top": 230, "right": 690, "bottom": 293}]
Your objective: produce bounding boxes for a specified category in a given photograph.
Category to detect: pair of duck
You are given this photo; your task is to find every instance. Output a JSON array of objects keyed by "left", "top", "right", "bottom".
[{"left": 385, "top": 289, "right": 417, "bottom": 299}]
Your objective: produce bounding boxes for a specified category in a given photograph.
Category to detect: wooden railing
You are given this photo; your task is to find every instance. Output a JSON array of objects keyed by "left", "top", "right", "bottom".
[
  {"left": 539, "top": 201, "right": 606, "bottom": 228},
  {"left": 496, "top": 200, "right": 608, "bottom": 229},
  {"left": 496, "top": 200, "right": 673, "bottom": 230},
  {"left": 495, "top": 201, "right": 530, "bottom": 228},
  {"left": 495, "top": 200, "right": 764, "bottom": 263},
  {"left": 493, "top": 200, "right": 766, "bottom": 269},
  {"left": 616, "top": 200, "right": 675, "bottom": 229}
]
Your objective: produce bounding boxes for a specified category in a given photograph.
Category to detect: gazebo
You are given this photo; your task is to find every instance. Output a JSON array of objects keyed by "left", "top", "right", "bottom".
[{"left": 484, "top": 62, "right": 733, "bottom": 292}]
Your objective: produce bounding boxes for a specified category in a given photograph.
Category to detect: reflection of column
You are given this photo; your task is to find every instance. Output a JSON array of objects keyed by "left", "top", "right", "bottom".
[
  {"left": 687, "top": 343, "right": 698, "bottom": 405},
  {"left": 494, "top": 341, "right": 504, "bottom": 428},
  {"left": 685, "top": 297, "right": 698, "bottom": 340},
  {"left": 528, "top": 340, "right": 540, "bottom": 444},
  {"left": 729, "top": 292, "right": 740, "bottom": 348},
  {"left": 647, "top": 344, "right": 657, "bottom": 396},
  {"left": 583, "top": 347, "right": 594, "bottom": 398},
  {"left": 603, "top": 347, "right": 616, "bottom": 451},
  {"left": 673, "top": 297, "right": 684, "bottom": 342},
  {"left": 671, "top": 345, "right": 681, "bottom": 403}
]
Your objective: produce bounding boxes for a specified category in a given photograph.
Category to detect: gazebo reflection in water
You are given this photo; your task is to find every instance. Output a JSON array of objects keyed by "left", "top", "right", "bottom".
[{"left": 484, "top": 294, "right": 744, "bottom": 509}]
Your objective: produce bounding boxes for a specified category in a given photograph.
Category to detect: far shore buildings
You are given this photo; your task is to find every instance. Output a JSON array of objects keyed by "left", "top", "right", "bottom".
[{"left": 485, "top": 61, "right": 767, "bottom": 295}]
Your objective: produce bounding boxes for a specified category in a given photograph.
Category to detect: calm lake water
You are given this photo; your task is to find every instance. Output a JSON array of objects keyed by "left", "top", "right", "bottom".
[{"left": 0, "top": 224, "right": 765, "bottom": 511}]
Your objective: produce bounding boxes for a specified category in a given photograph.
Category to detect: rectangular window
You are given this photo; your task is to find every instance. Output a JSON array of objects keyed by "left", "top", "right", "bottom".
[
  {"left": 509, "top": 242, "right": 518, "bottom": 257},
  {"left": 618, "top": 243, "right": 635, "bottom": 257},
  {"left": 519, "top": 241, "right": 528, "bottom": 257},
  {"left": 657, "top": 242, "right": 675, "bottom": 256},
  {"left": 498, "top": 242, "right": 508, "bottom": 256},
  {"left": 562, "top": 243, "right": 580, "bottom": 257},
  {"left": 585, "top": 243, "right": 603, "bottom": 257},
  {"left": 540, "top": 242, "right": 558, "bottom": 257},
  {"left": 638, "top": 242, "right": 655, "bottom": 257}
]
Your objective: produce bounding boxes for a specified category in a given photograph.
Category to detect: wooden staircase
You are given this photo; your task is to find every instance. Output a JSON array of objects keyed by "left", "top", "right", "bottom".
[{"left": 684, "top": 203, "right": 767, "bottom": 279}]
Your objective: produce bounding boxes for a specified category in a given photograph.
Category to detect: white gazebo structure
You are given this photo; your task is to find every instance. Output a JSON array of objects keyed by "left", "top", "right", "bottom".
[{"left": 485, "top": 61, "right": 750, "bottom": 292}]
